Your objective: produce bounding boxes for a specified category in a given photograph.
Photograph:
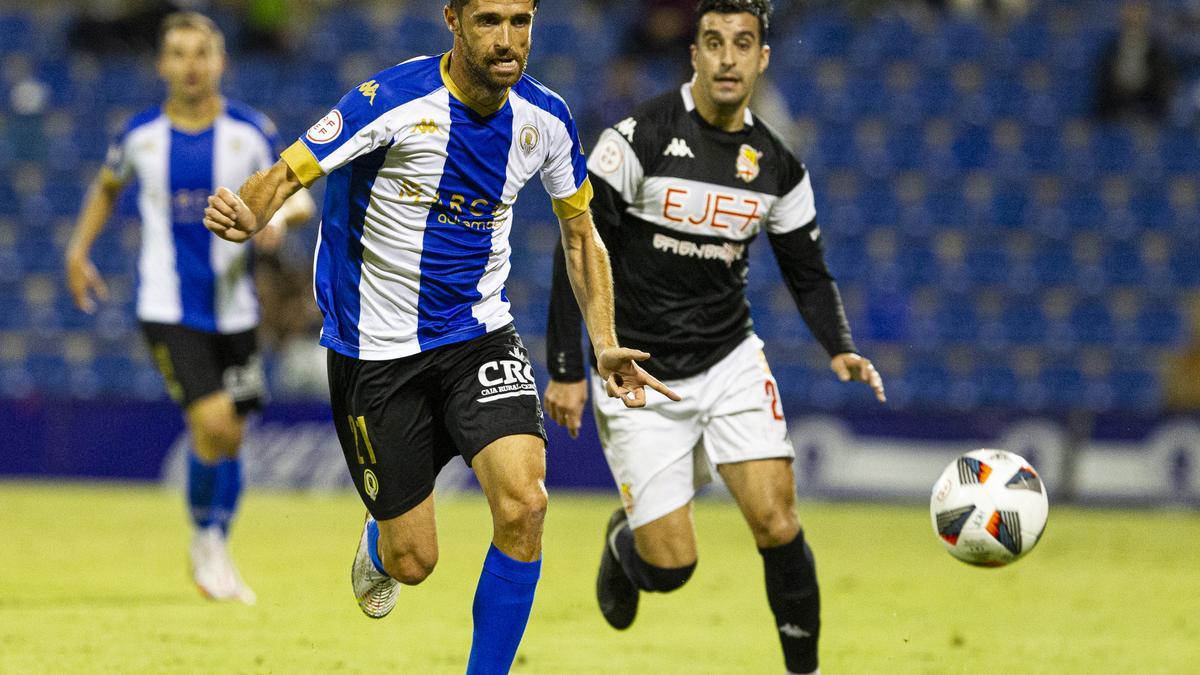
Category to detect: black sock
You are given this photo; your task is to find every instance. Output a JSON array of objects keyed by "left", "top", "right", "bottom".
[
  {"left": 611, "top": 521, "right": 696, "bottom": 592},
  {"left": 759, "top": 529, "right": 820, "bottom": 674}
]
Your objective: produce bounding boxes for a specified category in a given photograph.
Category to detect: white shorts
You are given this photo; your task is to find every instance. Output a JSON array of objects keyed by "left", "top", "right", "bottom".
[{"left": 590, "top": 334, "right": 794, "bottom": 529}]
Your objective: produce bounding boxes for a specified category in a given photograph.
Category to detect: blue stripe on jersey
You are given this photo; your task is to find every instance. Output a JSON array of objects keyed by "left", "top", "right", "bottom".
[
  {"left": 169, "top": 127, "right": 217, "bottom": 332},
  {"left": 121, "top": 106, "right": 164, "bottom": 141},
  {"left": 315, "top": 144, "right": 391, "bottom": 358},
  {"left": 415, "top": 98, "right": 514, "bottom": 349},
  {"left": 224, "top": 99, "right": 281, "bottom": 154},
  {"left": 512, "top": 76, "right": 587, "bottom": 187}
]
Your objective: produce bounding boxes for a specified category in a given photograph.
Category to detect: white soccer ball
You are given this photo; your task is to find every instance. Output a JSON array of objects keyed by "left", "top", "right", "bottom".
[{"left": 929, "top": 449, "right": 1049, "bottom": 567}]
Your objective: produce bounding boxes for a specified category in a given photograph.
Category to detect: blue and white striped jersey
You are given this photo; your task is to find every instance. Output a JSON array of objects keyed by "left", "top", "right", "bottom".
[
  {"left": 282, "top": 53, "right": 592, "bottom": 360},
  {"left": 105, "top": 100, "right": 280, "bottom": 334}
]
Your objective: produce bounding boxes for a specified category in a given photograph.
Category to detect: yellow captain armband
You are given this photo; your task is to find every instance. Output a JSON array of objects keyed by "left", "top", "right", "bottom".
[
  {"left": 281, "top": 140, "right": 324, "bottom": 188},
  {"left": 97, "top": 167, "right": 125, "bottom": 191},
  {"left": 551, "top": 178, "right": 594, "bottom": 221}
]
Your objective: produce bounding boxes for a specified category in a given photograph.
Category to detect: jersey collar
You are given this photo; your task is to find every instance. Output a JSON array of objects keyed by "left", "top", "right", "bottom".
[{"left": 441, "top": 52, "right": 510, "bottom": 117}]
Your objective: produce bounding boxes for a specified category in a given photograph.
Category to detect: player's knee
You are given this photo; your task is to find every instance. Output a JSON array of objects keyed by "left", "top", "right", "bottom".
[
  {"left": 494, "top": 484, "right": 548, "bottom": 536},
  {"left": 192, "top": 415, "right": 243, "bottom": 457},
  {"left": 750, "top": 507, "right": 801, "bottom": 549}
]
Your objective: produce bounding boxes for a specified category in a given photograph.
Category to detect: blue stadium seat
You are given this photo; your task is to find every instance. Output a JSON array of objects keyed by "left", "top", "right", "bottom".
[
  {"left": 1138, "top": 306, "right": 1183, "bottom": 346},
  {"left": 1004, "top": 300, "right": 1047, "bottom": 344},
  {"left": 1039, "top": 364, "right": 1085, "bottom": 409},
  {"left": 1070, "top": 299, "right": 1114, "bottom": 345},
  {"left": 935, "top": 295, "right": 978, "bottom": 343},
  {"left": 1108, "top": 368, "right": 1159, "bottom": 411},
  {"left": 0, "top": 13, "right": 34, "bottom": 54},
  {"left": 976, "top": 364, "right": 1018, "bottom": 407}
]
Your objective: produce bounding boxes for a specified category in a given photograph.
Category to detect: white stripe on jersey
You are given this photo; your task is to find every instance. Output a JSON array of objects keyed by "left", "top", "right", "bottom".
[
  {"left": 297, "top": 55, "right": 589, "bottom": 360},
  {"left": 113, "top": 103, "right": 277, "bottom": 333}
]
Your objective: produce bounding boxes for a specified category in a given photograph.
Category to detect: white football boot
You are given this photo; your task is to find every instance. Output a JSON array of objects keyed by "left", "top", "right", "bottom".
[
  {"left": 190, "top": 526, "right": 256, "bottom": 604},
  {"left": 220, "top": 543, "right": 257, "bottom": 606},
  {"left": 190, "top": 526, "right": 237, "bottom": 600},
  {"left": 351, "top": 515, "right": 398, "bottom": 619}
]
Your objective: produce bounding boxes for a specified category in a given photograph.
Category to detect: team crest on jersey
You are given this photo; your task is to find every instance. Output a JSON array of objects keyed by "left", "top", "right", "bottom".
[
  {"left": 736, "top": 144, "right": 763, "bottom": 183},
  {"left": 519, "top": 124, "right": 540, "bottom": 155},
  {"left": 306, "top": 109, "right": 343, "bottom": 145},
  {"left": 595, "top": 139, "right": 623, "bottom": 174}
]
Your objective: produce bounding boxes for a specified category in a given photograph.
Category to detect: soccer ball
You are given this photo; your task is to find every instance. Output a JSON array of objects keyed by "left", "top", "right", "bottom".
[{"left": 929, "top": 449, "right": 1049, "bottom": 567}]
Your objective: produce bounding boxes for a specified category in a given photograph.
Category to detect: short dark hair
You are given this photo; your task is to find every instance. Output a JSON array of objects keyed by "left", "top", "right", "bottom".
[
  {"left": 158, "top": 11, "right": 225, "bottom": 55},
  {"left": 695, "top": 0, "right": 772, "bottom": 43},
  {"left": 448, "top": 0, "right": 541, "bottom": 13}
]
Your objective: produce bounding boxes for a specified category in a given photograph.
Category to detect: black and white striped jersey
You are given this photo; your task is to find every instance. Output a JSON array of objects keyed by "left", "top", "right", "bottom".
[{"left": 547, "top": 83, "right": 856, "bottom": 381}]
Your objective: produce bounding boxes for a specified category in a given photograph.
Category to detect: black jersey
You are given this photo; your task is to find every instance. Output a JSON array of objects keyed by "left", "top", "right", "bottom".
[{"left": 547, "top": 84, "right": 856, "bottom": 381}]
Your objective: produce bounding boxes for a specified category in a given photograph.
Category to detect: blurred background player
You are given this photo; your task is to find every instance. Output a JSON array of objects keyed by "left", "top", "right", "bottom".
[
  {"left": 544, "top": 1, "right": 884, "bottom": 673},
  {"left": 64, "top": 11, "right": 315, "bottom": 603},
  {"left": 202, "top": 0, "right": 676, "bottom": 670}
]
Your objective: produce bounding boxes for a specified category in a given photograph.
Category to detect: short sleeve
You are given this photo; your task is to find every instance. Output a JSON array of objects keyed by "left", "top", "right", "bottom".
[
  {"left": 765, "top": 164, "right": 817, "bottom": 236},
  {"left": 102, "top": 135, "right": 132, "bottom": 186},
  {"left": 282, "top": 80, "right": 399, "bottom": 188},
  {"left": 540, "top": 105, "right": 591, "bottom": 219},
  {"left": 586, "top": 127, "right": 645, "bottom": 205}
]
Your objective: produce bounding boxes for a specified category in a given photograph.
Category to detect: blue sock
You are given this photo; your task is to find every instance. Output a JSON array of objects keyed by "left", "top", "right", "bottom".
[
  {"left": 187, "top": 452, "right": 219, "bottom": 530},
  {"left": 211, "top": 457, "right": 242, "bottom": 536},
  {"left": 366, "top": 518, "right": 387, "bottom": 576},
  {"left": 466, "top": 544, "right": 541, "bottom": 675}
]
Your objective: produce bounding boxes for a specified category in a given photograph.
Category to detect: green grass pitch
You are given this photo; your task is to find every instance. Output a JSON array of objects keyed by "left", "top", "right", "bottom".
[{"left": 1, "top": 482, "right": 1197, "bottom": 673}]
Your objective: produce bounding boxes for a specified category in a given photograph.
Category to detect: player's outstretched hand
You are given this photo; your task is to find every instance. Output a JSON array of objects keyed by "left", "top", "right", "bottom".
[
  {"left": 204, "top": 187, "right": 258, "bottom": 243},
  {"left": 544, "top": 380, "right": 588, "bottom": 439},
  {"left": 831, "top": 352, "right": 886, "bottom": 403},
  {"left": 597, "top": 347, "right": 682, "bottom": 409},
  {"left": 65, "top": 254, "right": 109, "bottom": 314}
]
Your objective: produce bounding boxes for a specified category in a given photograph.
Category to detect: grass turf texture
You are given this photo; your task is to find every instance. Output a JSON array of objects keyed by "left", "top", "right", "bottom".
[{"left": 1, "top": 482, "right": 1197, "bottom": 674}]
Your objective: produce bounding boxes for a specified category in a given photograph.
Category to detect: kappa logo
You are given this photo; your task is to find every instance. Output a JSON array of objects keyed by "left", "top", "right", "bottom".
[
  {"left": 358, "top": 80, "right": 379, "bottom": 105},
  {"left": 778, "top": 624, "right": 812, "bottom": 639},
  {"left": 414, "top": 119, "right": 440, "bottom": 134},
  {"left": 615, "top": 117, "right": 637, "bottom": 142},
  {"left": 663, "top": 137, "right": 695, "bottom": 158}
]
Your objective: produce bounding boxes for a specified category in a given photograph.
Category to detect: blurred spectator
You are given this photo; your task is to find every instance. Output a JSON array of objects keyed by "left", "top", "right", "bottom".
[
  {"left": 235, "top": 0, "right": 291, "bottom": 54},
  {"left": 1094, "top": 0, "right": 1174, "bottom": 121},
  {"left": 1164, "top": 294, "right": 1200, "bottom": 411},
  {"left": 622, "top": 0, "right": 694, "bottom": 74},
  {"left": 68, "top": 1, "right": 182, "bottom": 53},
  {"left": 254, "top": 254, "right": 326, "bottom": 399},
  {"left": 1168, "top": 0, "right": 1200, "bottom": 126},
  {"left": 940, "top": 0, "right": 1030, "bottom": 19}
]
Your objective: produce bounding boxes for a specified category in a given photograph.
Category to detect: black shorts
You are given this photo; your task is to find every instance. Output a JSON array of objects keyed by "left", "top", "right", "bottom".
[
  {"left": 328, "top": 325, "right": 546, "bottom": 520},
  {"left": 141, "top": 322, "right": 266, "bottom": 415}
]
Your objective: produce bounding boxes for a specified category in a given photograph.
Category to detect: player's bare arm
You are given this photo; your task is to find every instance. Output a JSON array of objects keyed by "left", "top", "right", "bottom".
[
  {"left": 65, "top": 169, "right": 124, "bottom": 313},
  {"left": 204, "top": 159, "right": 304, "bottom": 243},
  {"left": 254, "top": 188, "right": 316, "bottom": 253},
  {"left": 558, "top": 209, "right": 680, "bottom": 408}
]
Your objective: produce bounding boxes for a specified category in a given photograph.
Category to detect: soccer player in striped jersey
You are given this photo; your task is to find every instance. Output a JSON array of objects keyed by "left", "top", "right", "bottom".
[
  {"left": 65, "top": 12, "right": 315, "bottom": 603},
  {"left": 543, "top": 2, "right": 885, "bottom": 673},
  {"left": 203, "top": 1, "right": 677, "bottom": 670}
]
